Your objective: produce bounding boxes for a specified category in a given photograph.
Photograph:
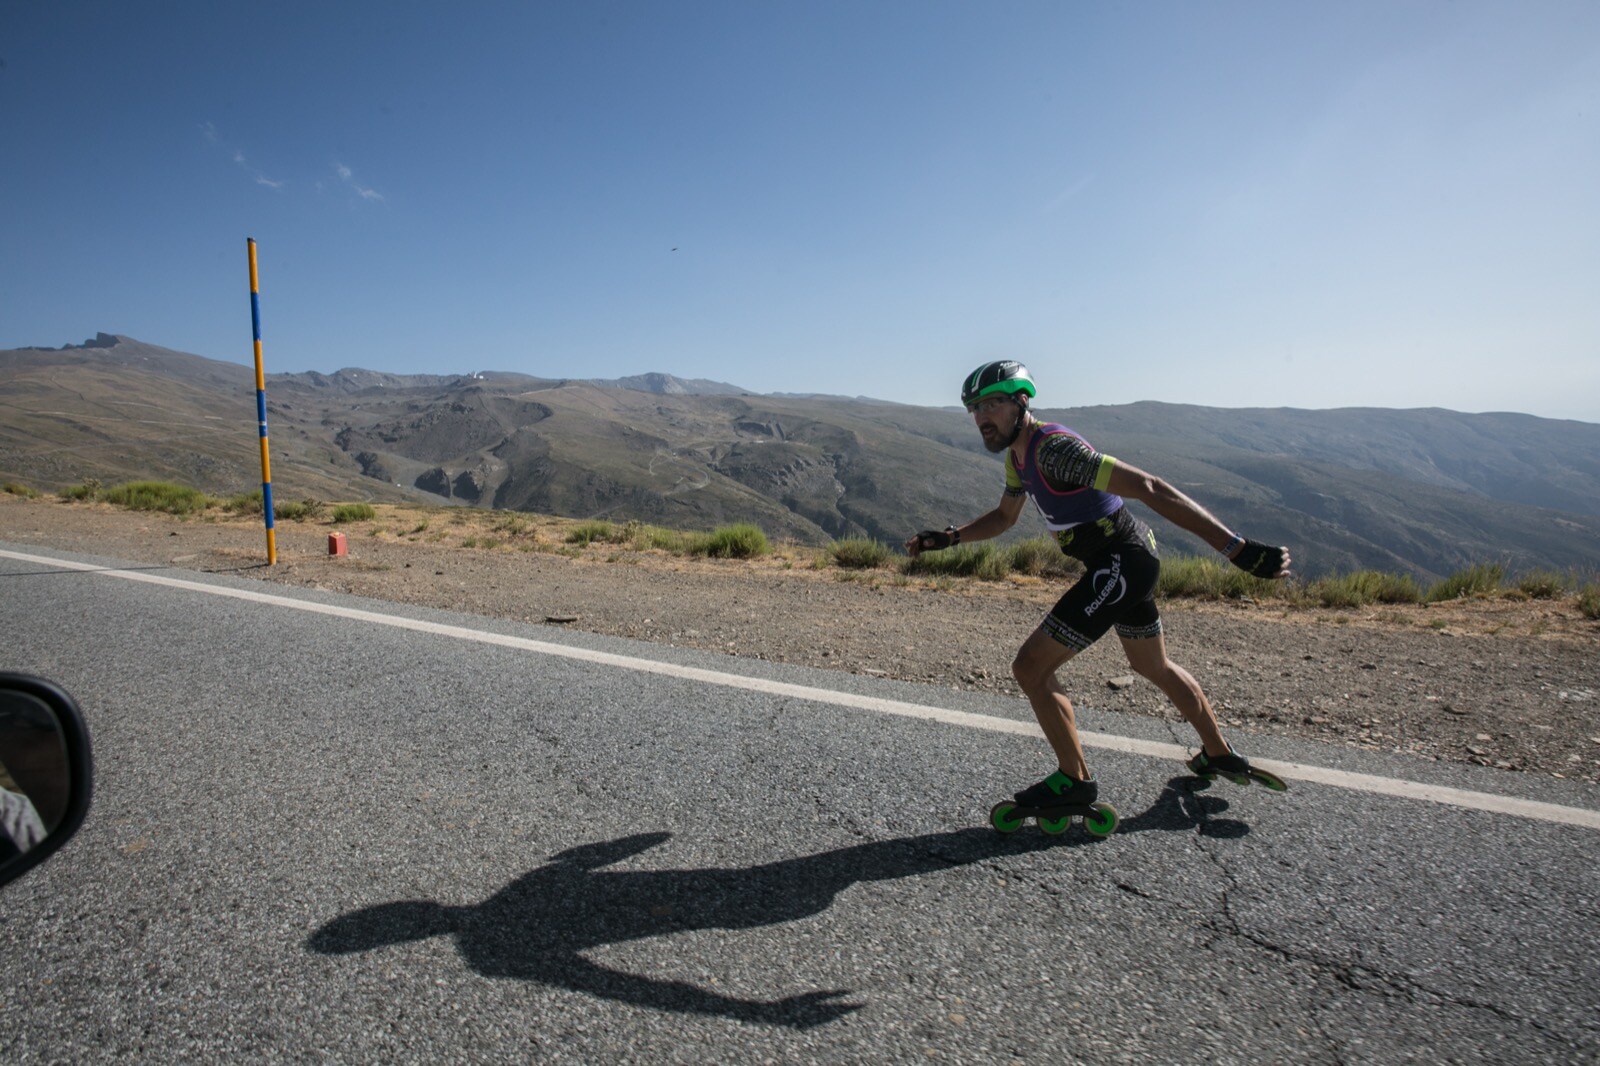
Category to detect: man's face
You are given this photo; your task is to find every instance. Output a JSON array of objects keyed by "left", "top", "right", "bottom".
[{"left": 969, "top": 395, "right": 1019, "bottom": 453}]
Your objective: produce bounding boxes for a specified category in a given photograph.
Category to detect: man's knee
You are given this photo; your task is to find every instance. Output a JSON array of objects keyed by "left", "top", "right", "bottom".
[
  {"left": 1013, "top": 639, "right": 1071, "bottom": 690},
  {"left": 1011, "top": 652, "right": 1044, "bottom": 689},
  {"left": 1131, "top": 656, "right": 1171, "bottom": 684}
]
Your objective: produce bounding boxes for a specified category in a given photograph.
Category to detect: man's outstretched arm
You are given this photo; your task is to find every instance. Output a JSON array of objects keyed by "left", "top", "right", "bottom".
[
  {"left": 1106, "top": 462, "right": 1292, "bottom": 578},
  {"left": 905, "top": 494, "right": 1023, "bottom": 556}
]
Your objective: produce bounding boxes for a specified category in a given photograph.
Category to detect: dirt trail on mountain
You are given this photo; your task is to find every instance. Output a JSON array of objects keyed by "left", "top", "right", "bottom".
[{"left": 4, "top": 494, "right": 1599, "bottom": 785}]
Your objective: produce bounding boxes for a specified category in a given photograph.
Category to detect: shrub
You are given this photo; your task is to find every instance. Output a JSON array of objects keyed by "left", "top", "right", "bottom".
[
  {"left": 332, "top": 503, "right": 376, "bottom": 523},
  {"left": 694, "top": 523, "right": 770, "bottom": 560},
  {"left": 902, "top": 544, "right": 999, "bottom": 579},
  {"left": 2, "top": 482, "right": 40, "bottom": 498},
  {"left": 1428, "top": 563, "right": 1505, "bottom": 602},
  {"left": 642, "top": 526, "right": 692, "bottom": 553},
  {"left": 1578, "top": 583, "right": 1600, "bottom": 621},
  {"left": 1367, "top": 571, "right": 1423, "bottom": 603},
  {"left": 1155, "top": 555, "right": 1277, "bottom": 600},
  {"left": 974, "top": 547, "right": 1012, "bottom": 581},
  {"left": 566, "top": 520, "right": 618, "bottom": 546},
  {"left": 1005, "top": 536, "right": 1076, "bottom": 578},
  {"left": 831, "top": 538, "right": 892, "bottom": 570},
  {"left": 1156, "top": 556, "right": 1223, "bottom": 598},
  {"left": 493, "top": 514, "right": 530, "bottom": 536},
  {"left": 589, "top": 520, "right": 686, "bottom": 553},
  {"left": 1515, "top": 570, "right": 1568, "bottom": 600},
  {"left": 1367, "top": 571, "right": 1424, "bottom": 604},
  {"left": 60, "top": 478, "right": 103, "bottom": 501},
  {"left": 102, "top": 481, "right": 210, "bottom": 515},
  {"left": 221, "top": 491, "right": 263, "bottom": 514},
  {"left": 275, "top": 498, "right": 326, "bottom": 521},
  {"left": 1309, "top": 570, "right": 1423, "bottom": 608}
]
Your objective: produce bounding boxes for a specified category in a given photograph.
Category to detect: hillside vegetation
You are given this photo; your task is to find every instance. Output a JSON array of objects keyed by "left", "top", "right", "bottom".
[
  {"left": 5, "top": 334, "right": 1600, "bottom": 581},
  {"left": 21, "top": 478, "right": 1600, "bottom": 620}
]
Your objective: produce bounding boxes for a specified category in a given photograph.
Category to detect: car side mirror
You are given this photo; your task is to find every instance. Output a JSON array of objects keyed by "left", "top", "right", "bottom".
[{"left": 0, "top": 674, "right": 93, "bottom": 890}]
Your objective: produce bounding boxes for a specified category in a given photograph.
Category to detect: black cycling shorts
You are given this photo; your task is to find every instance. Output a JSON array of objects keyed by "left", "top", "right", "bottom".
[{"left": 1040, "top": 541, "right": 1163, "bottom": 653}]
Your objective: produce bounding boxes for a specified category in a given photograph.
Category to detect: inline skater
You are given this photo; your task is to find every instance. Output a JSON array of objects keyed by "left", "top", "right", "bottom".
[{"left": 907, "top": 361, "right": 1293, "bottom": 829}]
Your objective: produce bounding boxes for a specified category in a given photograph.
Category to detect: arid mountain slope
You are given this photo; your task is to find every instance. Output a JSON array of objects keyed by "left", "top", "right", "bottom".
[{"left": 4, "top": 335, "right": 1599, "bottom": 579}]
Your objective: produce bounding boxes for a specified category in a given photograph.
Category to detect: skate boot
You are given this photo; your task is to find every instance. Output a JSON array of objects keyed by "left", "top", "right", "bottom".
[
  {"left": 989, "top": 770, "right": 1118, "bottom": 837},
  {"left": 1186, "top": 748, "right": 1288, "bottom": 792}
]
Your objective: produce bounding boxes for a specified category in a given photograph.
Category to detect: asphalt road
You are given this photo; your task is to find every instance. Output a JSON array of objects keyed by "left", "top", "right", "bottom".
[{"left": 2, "top": 542, "right": 1597, "bottom": 1063}]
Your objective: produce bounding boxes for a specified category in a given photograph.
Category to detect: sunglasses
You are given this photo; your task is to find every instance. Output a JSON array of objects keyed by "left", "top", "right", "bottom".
[{"left": 966, "top": 396, "right": 1011, "bottom": 416}]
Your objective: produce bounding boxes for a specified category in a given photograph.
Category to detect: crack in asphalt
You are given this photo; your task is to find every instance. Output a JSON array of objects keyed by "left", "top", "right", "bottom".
[
  {"left": 1194, "top": 837, "right": 1347, "bottom": 1060},
  {"left": 1183, "top": 831, "right": 1561, "bottom": 1056},
  {"left": 1093, "top": 771, "right": 1560, "bottom": 1059}
]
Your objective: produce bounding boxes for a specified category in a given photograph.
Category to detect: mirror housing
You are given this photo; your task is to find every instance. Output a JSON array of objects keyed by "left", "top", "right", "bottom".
[{"left": 0, "top": 674, "right": 93, "bottom": 890}]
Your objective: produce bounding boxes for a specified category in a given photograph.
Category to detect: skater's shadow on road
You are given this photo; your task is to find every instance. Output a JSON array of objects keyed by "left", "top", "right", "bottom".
[
  {"left": 307, "top": 826, "right": 1076, "bottom": 1029},
  {"left": 1115, "top": 777, "right": 1251, "bottom": 839}
]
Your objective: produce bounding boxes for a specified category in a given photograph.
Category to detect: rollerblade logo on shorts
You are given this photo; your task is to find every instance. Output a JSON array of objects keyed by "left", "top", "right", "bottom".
[{"left": 1085, "top": 555, "right": 1126, "bottom": 617}]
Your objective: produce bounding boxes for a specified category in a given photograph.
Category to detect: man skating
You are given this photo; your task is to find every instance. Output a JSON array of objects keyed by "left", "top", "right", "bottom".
[{"left": 907, "top": 361, "right": 1293, "bottom": 821}]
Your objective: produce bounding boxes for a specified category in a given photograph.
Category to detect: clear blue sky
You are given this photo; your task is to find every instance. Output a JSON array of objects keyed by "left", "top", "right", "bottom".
[{"left": 3, "top": 2, "right": 1597, "bottom": 420}]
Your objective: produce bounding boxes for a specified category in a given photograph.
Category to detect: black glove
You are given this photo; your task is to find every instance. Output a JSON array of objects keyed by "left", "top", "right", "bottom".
[
  {"left": 1230, "top": 539, "right": 1289, "bottom": 578},
  {"left": 911, "top": 526, "right": 960, "bottom": 553}
]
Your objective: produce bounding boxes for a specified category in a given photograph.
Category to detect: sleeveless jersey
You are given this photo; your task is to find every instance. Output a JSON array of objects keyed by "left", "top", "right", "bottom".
[{"left": 1004, "top": 423, "right": 1151, "bottom": 560}]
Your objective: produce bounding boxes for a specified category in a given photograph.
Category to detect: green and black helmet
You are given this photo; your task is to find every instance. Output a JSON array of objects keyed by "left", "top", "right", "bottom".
[{"left": 961, "top": 361, "right": 1036, "bottom": 409}]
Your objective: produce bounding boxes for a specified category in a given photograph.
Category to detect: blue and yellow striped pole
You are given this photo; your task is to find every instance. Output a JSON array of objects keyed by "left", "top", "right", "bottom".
[{"left": 247, "top": 238, "right": 277, "bottom": 565}]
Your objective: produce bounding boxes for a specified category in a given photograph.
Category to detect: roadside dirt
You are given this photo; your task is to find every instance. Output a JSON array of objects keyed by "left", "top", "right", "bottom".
[{"left": 4, "top": 494, "right": 1599, "bottom": 785}]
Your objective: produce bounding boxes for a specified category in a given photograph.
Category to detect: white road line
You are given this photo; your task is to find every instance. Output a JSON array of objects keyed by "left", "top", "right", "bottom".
[{"left": 8, "top": 547, "right": 1600, "bottom": 831}]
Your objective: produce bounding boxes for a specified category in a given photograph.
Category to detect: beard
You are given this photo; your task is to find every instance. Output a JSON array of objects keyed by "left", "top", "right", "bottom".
[{"left": 980, "top": 420, "right": 1021, "bottom": 453}]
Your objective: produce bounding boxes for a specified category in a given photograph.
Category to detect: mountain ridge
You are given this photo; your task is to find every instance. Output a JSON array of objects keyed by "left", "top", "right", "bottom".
[{"left": 3, "top": 334, "right": 1598, "bottom": 579}]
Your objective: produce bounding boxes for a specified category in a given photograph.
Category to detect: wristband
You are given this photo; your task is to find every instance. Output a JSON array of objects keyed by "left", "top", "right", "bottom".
[
  {"left": 1219, "top": 533, "right": 1243, "bottom": 556},
  {"left": 946, "top": 525, "right": 961, "bottom": 547}
]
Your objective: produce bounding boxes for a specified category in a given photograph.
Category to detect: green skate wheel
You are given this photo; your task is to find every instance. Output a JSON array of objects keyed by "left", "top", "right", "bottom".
[
  {"left": 1037, "top": 814, "right": 1071, "bottom": 835},
  {"left": 1220, "top": 772, "right": 1253, "bottom": 787},
  {"left": 990, "top": 801, "right": 1023, "bottom": 834},
  {"left": 1084, "top": 803, "right": 1119, "bottom": 838}
]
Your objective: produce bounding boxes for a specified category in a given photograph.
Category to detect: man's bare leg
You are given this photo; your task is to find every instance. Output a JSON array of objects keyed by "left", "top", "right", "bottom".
[
  {"left": 1118, "top": 632, "right": 1229, "bottom": 756},
  {"left": 1011, "top": 628, "right": 1090, "bottom": 780}
]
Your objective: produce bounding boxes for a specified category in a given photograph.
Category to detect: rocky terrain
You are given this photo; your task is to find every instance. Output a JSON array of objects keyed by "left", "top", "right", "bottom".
[{"left": 4, "top": 493, "right": 1598, "bottom": 786}]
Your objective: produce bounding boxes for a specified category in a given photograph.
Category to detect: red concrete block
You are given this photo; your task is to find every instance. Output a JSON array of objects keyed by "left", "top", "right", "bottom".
[{"left": 328, "top": 532, "right": 348, "bottom": 557}]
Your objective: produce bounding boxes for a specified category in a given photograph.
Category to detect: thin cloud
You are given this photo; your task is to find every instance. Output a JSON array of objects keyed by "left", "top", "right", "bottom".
[
  {"left": 333, "top": 161, "right": 385, "bottom": 204},
  {"left": 203, "top": 122, "right": 284, "bottom": 191},
  {"left": 235, "top": 151, "right": 284, "bottom": 191},
  {"left": 200, "top": 126, "right": 376, "bottom": 200}
]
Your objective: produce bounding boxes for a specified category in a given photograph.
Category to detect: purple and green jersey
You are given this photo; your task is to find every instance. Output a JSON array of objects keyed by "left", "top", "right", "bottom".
[{"left": 1004, "top": 423, "right": 1153, "bottom": 561}]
